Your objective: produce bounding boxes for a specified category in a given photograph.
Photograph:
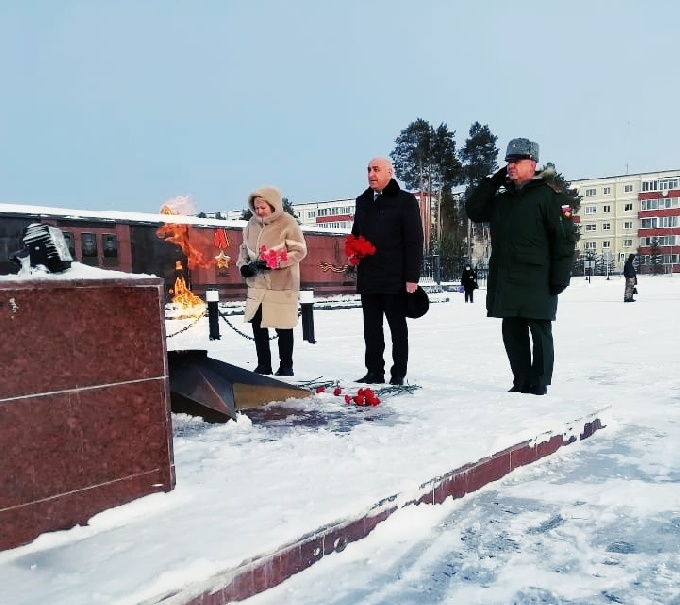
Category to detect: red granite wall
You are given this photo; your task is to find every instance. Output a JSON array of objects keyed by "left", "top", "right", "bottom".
[{"left": 0, "top": 276, "right": 175, "bottom": 551}]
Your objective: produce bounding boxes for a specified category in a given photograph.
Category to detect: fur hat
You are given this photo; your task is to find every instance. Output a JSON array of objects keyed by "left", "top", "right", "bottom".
[
  {"left": 248, "top": 186, "right": 283, "bottom": 214},
  {"left": 505, "top": 138, "right": 539, "bottom": 162}
]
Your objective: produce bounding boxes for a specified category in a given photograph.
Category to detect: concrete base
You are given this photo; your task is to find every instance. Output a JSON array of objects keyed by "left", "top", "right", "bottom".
[{"left": 0, "top": 275, "right": 175, "bottom": 551}]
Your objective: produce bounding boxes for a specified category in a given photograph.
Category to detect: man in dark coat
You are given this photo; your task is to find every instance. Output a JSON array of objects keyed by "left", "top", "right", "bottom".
[
  {"left": 623, "top": 254, "right": 637, "bottom": 302},
  {"left": 466, "top": 138, "right": 576, "bottom": 395},
  {"left": 461, "top": 263, "right": 477, "bottom": 303},
  {"left": 351, "top": 157, "right": 424, "bottom": 385}
]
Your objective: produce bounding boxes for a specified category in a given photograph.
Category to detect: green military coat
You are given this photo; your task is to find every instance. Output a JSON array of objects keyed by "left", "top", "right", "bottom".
[{"left": 465, "top": 169, "right": 576, "bottom": 321}]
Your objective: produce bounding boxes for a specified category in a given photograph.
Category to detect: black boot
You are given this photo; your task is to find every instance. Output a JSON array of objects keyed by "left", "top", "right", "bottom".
[
  {"left": 251, "top": 308, "right": 272, "bottom": 375},
  {"left": 276, "top": 328, "right": 294, "bottom": 377}
]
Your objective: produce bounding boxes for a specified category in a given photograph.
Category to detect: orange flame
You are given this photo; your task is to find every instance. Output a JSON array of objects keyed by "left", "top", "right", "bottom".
[
  {"left": 169, "top": 261, "right": 205, "bottom": 315},
  {"left": 157, "top": 203, "right": 213, "bottom": 269}
]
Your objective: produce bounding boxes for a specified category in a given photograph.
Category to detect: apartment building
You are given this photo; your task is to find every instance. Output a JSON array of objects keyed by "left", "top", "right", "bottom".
[
  {"left": 292, "top": 193, "right": 436, "bottom": 247},
  {"left": 293, "top": 198, "right": 355, "bottom": 231},
  {"left": 572, "top": 168, "right": 680, "bottom": 273}
]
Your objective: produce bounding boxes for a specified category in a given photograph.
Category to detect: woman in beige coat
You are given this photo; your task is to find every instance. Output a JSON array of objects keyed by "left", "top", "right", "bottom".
[{"left": 237, "top": 186, "right": 307, "bottom": 376}]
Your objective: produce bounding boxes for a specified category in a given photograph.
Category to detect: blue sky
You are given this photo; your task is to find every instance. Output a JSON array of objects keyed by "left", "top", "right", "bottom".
[{"left": 1, "top": 1, "right": 677, "bottom": 213}]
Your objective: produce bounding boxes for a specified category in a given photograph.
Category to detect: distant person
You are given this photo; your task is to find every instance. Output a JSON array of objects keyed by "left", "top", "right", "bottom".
[
  {"left": 350, "top": 157, "right": 424, "bottom": 386},
  {"left": 623, "top": 254, "right": 637, "bottom": 302},
  {"left": 461, "top": 263, "right": 477, "bottom": 303},
  {"left": 237, "top": 186, "right": 307, "bottom": 376},
  {"left": 466, "top": 138, "right": 576, "bottom": 395}
]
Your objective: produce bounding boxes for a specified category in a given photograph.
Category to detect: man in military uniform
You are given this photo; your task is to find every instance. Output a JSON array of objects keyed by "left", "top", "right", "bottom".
[{"left": 466, "top": 138, "right": 576, "bottom": 395}]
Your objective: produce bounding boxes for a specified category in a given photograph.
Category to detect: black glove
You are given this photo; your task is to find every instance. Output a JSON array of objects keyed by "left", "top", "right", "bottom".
[
  {"left": 549, "top": 284, "right": 566, "bottom": 296},
  {"left": 240, "top": 259, "right": 270, "bottom": 278},
  {"left": 489, "top": 166, "right": 508, "bottom": 189},
  {"left": 240, "top": 264, "right": 256, "bottom": 278}
]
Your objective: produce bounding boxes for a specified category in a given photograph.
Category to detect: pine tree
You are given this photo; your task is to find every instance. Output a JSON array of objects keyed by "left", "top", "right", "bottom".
[
  {"left": 390, "top": 118, "right": 464, "bottom": 251},
  {"left": 459, "top": 122, "right": 500, "bottom": 261},
  {"left": 649, "top": 238, "right": 665, "bottom": 274},
  {"left": 460, "top": 122, "right": 499, "bottom": 188}
]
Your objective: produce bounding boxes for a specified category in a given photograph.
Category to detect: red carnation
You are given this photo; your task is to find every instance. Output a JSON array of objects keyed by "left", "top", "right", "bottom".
[{"left": 345, "top": 235, "right": 376, "bottom": 266}]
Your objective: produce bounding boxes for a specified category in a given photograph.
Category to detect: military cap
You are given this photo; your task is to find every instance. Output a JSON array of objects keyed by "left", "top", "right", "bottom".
[{"left": 505, "top": 138, "right": 539, "bottom": 162}]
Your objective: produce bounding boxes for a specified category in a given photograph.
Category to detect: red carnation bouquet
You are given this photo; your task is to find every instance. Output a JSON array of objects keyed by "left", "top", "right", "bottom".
[
  {"left": 259, "top": 245, "right": 288, "bottom": 269},
  {"left": 345, "top": 234, "right": 376, "bottom": 267}
]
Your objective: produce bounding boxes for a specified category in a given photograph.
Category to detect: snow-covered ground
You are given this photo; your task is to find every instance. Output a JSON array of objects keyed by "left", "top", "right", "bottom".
[{"left": 2, "top": 275, "right": 679, "bottom": 605}]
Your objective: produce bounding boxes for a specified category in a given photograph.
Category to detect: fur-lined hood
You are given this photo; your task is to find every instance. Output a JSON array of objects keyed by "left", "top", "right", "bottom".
[
  {"left": 248, "top": 186, "right": 284, "bottom": 223},
  {"left": 534, "top": 163, "right": 556, "bottom": 181}
]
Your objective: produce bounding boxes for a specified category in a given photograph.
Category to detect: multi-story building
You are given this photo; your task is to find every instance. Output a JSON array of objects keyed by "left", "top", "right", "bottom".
[
  {"left": 292, "top": 193, "right": 437, "bottom": 250},
  {"left": 293, "top": 198, "right": 355, "bottom": 231},
  {"left": 572, "top": 169, "right": 680, "bottom": 274}
]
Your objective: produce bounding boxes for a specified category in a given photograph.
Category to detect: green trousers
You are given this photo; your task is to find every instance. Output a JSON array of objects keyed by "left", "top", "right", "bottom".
[{"left": 501, "top": 317, "right": 554, "bottom": 390}]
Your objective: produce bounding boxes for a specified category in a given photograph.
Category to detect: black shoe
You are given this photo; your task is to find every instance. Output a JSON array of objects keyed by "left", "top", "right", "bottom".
[
  {"left": 529, "top": 384, "right": 547, "bottom": 395},
  {"left": 275, "top": 367, "right": 294, "bottom": 376},
  {"left": 356, "top": 372, "right": 385, "bottom": 384},
  {"left": 508, "top": 384, "right": 530, "bottom": 393},
  {"left": 254, "top": 365, "right": 273, "bottom": 375},
  {"left": 389, "top": 376, "right": 404, "bottom": 385}
]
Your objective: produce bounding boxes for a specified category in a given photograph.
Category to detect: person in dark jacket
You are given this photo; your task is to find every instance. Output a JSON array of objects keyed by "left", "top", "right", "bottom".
[
  {"left": 350, "top": 157, "right": 424, "bottom": 385},
  {"left": 461, "top": 263, "right": 477, "bottom": 303},
  {"left": 465, "top": 138, "right": 576, "bottom": 395},
  {"left": 623, "top": 254, "right": 637, "bottom": 302}
]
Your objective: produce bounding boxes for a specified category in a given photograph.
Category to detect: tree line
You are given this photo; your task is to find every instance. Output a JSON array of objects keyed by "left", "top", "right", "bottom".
[
  {"left": 233, "top": 118, "right": 582, "bottom": 273},
  {"left": 390, "top": 118, "right": 581, "bottom": 259}
]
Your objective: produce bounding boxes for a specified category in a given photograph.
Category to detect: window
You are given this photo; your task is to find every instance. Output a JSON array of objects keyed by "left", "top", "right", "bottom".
[
  {"left": 603, "top": 205, "right": 611, "bottom": 213},
  {"left": 623, "top": 239, "right": 633, "bottom": 247},
  {"left": 585, "top": 188, "right": 597, "bottom": 197},
  {"left": 307, "top": 211, "right": 316, "bottom": 219},
  {"left": 602, "top": 241, "right": 611, "bottom": 249},
  {"left": 102, "top": 234, "right": 119, "bottom": 266},
  {"left": 80, "top": 233, "right": 97, "bottom": 258},
  {"left": 603, "top": 187, "right": 611, "bottom": 195},
  {"left": 624, "top": 185, "right": 633, "bottom": 193},
  {"left": 62, "top": 232, "right": 76, "bottom": 258},
  {"left": 641, "top": 197, "right": 679, "bottom": 211},
  {"left": 602, "top": 223, "right": 611, "bottom": 230},
  {"left": 584, "top": 206, "right": 597, "bottom": 214},
  {"left": 623, "top": 221, "right": 633, "bottom": 230},
  {"left": 585, "top": 241, "right": 596, "bottom": 250},
  {"left": 584, "top": 224, "right": 597, "bottom": 232},
  {"left": 624, "top": 203, "right": 633, "bottom": 211},
  {"left": 102, "top": 234, "right": 118, "bottom": 258}
]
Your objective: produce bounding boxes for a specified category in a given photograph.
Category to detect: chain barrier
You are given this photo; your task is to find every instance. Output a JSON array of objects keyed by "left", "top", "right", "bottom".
[
  {"left": 164, "top": 307, "right": 279, "bottom": 342},
  {"left": 165, "top": 313, "right": 204, "bottom": 338},
  {"left": 219, "top": 311, "right": 278, "bottom": 341}
]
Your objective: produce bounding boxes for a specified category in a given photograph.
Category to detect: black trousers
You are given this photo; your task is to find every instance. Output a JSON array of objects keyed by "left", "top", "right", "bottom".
[
  {"left": 464, "top": 288, "right": 474, "bottom": 303},
  {"left": 251, "top": 305, "right": 294, "bottom": 370},
  {"left": 360, "top": 292, "right": 408, "bottom": 379},
  {"left": 501, "top": 317, "right": 553, "bottom": 389}
]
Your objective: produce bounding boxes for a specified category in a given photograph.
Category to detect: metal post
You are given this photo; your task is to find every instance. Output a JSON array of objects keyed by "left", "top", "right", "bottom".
[
  {"left": 206, "top": 289, "right": 220, "bottom": 340},
  {"left": 300, "top": 290, "right": 316, "bottom": 344}
]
